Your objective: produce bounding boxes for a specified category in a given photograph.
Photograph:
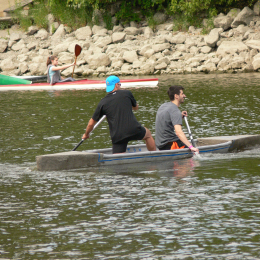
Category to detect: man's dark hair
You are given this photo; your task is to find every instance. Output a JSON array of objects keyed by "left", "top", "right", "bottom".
[{"left": 167, "top": 86, "right": 184, "bottom": 101}]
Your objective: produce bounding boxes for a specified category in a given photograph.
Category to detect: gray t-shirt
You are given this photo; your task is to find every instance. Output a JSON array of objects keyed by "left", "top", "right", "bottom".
[{"left": 155, "top": 102, "right": 182, "bottom": 148}]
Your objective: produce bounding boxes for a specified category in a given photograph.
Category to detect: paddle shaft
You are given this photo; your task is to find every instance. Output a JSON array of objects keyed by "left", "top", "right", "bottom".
[
  {"left": 184, "top": 116, "right": 196, "bottom": 147},
  {"left": 72, "top": 115, "right": 106, "bottom": 151},
  {"left": 71, "top": 56, "right": 77, "bottom": 78},
  {"left": 72, "top": 44, "right": 82, "bottom": 78}
]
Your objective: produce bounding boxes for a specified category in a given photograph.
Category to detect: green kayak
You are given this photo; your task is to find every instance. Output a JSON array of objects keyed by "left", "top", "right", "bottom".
[{"left": 0, "top": 74, "right": 31, "bottom": 85}]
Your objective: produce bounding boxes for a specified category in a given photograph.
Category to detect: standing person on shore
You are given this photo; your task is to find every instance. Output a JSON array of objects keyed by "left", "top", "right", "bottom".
[
  {"left": 46, "top": 55, "right": 76, "bottom": 85},
  {"left": 82, "top": 75, "right": 156, "bottom": 154},
  {"left": 155, "top": 85, "right": 199, "bottom": 153}
]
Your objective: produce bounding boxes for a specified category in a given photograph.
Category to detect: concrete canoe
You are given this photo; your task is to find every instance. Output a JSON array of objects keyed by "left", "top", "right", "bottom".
[{"left": 36, "top": 135, "right": 260, "bottom": 171}]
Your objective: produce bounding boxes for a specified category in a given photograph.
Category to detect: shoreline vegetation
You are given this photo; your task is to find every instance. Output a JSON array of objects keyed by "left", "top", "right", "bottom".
[{"left": 1, "top": 0, "right": 260, "bottom": 78}]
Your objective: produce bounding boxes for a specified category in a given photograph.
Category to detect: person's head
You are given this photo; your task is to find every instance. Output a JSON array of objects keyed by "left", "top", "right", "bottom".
[
  {"left": 47, "top": 55, "right": 58, "bottom": 67},
  {"left": 167, "top": 85, "right": 185, "bottom": 102},
  {"left": 106, "top": 75, "right": 121, "bottom": 92}
]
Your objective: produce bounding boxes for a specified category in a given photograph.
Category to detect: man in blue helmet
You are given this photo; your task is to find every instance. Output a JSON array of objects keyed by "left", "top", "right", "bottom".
[{"left": 82, "top": 75, "right": 156, "bottom": 153}]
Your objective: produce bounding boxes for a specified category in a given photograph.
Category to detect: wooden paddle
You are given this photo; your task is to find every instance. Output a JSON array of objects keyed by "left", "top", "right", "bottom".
[
  {"left": 71, "top": 44, "right": 82, "bottom": 78},
  {"left": 72, "top": 115, "right": 106, "bottom": 151}
]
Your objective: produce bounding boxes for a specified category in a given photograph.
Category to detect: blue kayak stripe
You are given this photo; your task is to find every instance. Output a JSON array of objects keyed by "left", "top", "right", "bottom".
[{"left": 98, "top": 145, "right": 230, "bottom": 163}]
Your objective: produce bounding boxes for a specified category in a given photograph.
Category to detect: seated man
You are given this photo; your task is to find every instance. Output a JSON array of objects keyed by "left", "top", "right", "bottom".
[
  {"left": 82, "top": 75, "right": 156, "bottom": 153},
  {"left": 155, "top": 85, "right": 199, "bottom": 154}
]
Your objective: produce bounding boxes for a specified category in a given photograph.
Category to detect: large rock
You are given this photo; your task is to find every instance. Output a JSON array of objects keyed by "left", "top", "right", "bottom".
[
  {"left": 124, "top": 27, "right": 141, "bottom": 36},
  {"left": 254, "top": 0, "right": 260, "bottom": 15},
  {"left": 252, "top": 53, "right": 260, "bottom": 70},
  {"left": 0, "top": 58, "right": 17, "bottom": 71},
  {"left": 28, "top": 63, "right": 47, "bottom": 75},
  {"left": 27, "top": 25, "right": 39, "bottom": 35},
  {"left": 152, "top": 43, "right": 170, "bottom": 53},
  {"left": 123, "top": 50, "right": 138, "bottom": 63},
  {"left": 217, "top": 41, "right": 248, "bottom": 56},
  {"left": 170, "top": 33, "right": 186, "bottom": 44},
  {"left": 95, "top": 36, "right": 112, "bottom": 48},
  {"left": 35, "top": 29, "right": 49, "bottom": 40},
  {"left": 231, "top": 7, "right": 255, "bottom": 28},
  {"left": 138, "top": 62, "right": 155, "bottom": 74},
  {"left": 0, "top": 39, "right": 8, "bottom": 53},
  {"left": 112, "top": 32, "right": 126, "bottom": 43},
  {"left": 245, "top": 40, "right": 260, "bottom": 51},
  {"left": 10, "top": 33, "right": 21, "bottom": 41},
  {"left": 52, "top": 42, "right": 71, "bottom": 54},
  {"left": 214, "top": 15, "right": 233, "bottom": 30},
  {"left": 11, "top": 39, "right": 26, "bottom": 51},
  {"left": 75, "top": 26, "right": 92, "bottom": 40},
  {"left": 92, "top": 25, "right": 104, "bottom": 34},
  {"left": 143, "top": 27, "right": 153, "bottom": 38},
  {"left": 86, "top": 53, "right": 111, "bottom": 69},
  {"left": 205, "top": 28, "right": 223, "bottom": 47},
  {"left": 52, "top": 24, "right": 66, "bottom": 40},
  {"left": 227, "top": 8, "right": 241, "bottom": 18},
  {"left": 139, "top": 44, "right": 152, "bottom": 56}
]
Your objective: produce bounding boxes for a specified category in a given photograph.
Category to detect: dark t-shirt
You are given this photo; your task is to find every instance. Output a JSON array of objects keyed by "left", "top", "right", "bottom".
[{"left": 92, "top": 90, "right": 142, "bottom": 143}]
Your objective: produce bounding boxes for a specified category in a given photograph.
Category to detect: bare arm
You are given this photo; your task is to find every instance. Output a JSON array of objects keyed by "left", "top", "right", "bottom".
[
  {"left": 174, "top": 124, "right": 199, "bottom": 153},
  {"left": 82, "top": 118, "right": 97, "bottom": 140},
  {"left": 132, "top": 103, "right": 139, "bottom": 111},
  {"left": 51, "top": 62, "right": 75, "bottom": 71}
]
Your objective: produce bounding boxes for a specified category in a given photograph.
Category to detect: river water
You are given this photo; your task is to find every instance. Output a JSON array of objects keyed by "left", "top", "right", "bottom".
[{"left": 0, "top": 73, "right": 260, "bottom": 259}]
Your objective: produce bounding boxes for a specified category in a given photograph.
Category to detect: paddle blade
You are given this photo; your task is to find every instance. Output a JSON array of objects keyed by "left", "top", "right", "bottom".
[{"left": 75, "top": 44, "right": 82, "bottom": 57}]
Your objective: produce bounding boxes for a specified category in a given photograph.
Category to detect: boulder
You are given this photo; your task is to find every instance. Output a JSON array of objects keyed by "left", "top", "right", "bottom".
[
  {"left": 214, "top": 15, "right": 233, "bottom": 30},
  {"left": 35, "top": 29, "right": 49, "bottom": 40},
  {"left": 0, "top": 58, "right": 17, "bottom": 71},
  {"left": 0, "top": 39, "right": 8, "bottom": 53},
  {"left": 205, "top": 28, "right": 223, "bottom": 47},
  {"left": 52, "top": 24, "right": 66, "bottom": 40},
  {"left": 86, "top": 53, "right": 111, "bottom": 69},
  {"left": 12, "top": 39, "right": 26, "bottom": 51},
  {"left": 92, "top": 25, "right": 104, "bottom": 34},
  {"left": 143, "top": 27, "right": 153, "bottom": 38},
  {"left": 231, "top": 7, "right": 255, "bottom": 28},
  {"left": 139, "top": 45, "right": 152, "bottom": 56},
  {"left": 254, "top": 0, "right": 260, "bottom": 15},
  {"left": 10, "top": 33, "right": 21, "bottom": 41},
  {"left": 112, "top": 32, "right": 126, "bottom": 43},
  {"left": 113, "top": 25, "right": 124, "bottom": 33},
  {"left": 52, "top": 42, "right": 70, "bottom": 54},
  {"left": 19, "top": 62, "right": 29, "bottom": 74},
  {"left": 227, "top": 8, "right": 241, "bottom": 18},
  {"left": 200, "top": 46, "right": 212, "bottom": 54},
  {"left": 152, "top": 43, "right": 171, "bottom": 53},
  {"left": 170, "top": 33, "right": 186, "bottom": 44},
  {"left": 95, "top": 36, "right": 112, "bottom": 48},
  {"left": 216, "top": 41, "right": 248, "bottom": 56},
  {"left": 245, "top": 40, "right": 260, "bottom": 51},
  {"left": 138, "top": 62, "right": 155, "bottom": 74},
  {"left": 121, "top": 63, "right": 133, "bottom": 74},
  {"left": 27, "top": 26, "right": 39, "bottom": 35},
  {"left": 75, "top": 26, "right": 92, "bottom": 40},
  {"left": 252, "top": 53, "right": 260, "bottom": 69},
  {"left": 27, "top": 42, "right": 37, "bottom": 51},
  {"left": 124, "top": 27, "right": 141, "bottom": 36},
  {"left": 123, "top": 50, "right": 138, "bottom": 63},
  {"left": 153, "top": 12, "right": 168, "bottom": 24}
]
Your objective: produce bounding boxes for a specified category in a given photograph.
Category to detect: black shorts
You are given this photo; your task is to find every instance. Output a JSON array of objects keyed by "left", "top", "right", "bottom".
[{"left": 112, "top": 126, "right": 146, "bottom": 153}]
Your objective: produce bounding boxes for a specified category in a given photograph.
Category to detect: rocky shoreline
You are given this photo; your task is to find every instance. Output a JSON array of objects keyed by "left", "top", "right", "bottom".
[{"left": 2, "top": 4, "right": 260, "bottom": 78}]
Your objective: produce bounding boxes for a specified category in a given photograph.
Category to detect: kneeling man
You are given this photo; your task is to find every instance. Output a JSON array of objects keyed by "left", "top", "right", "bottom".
[{"left": 155, "top": 85, "right": 199, "bottom": 154}]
